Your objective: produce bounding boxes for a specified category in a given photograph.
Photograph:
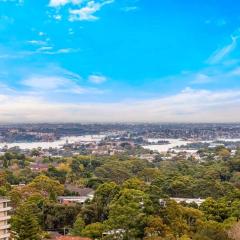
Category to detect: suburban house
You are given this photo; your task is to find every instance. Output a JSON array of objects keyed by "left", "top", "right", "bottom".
[
  {"left": 58, "top": 186, "right": 94, "bottom": 205},
  {"left": 159, "top": 197, "right": 205, "bottom": 206}
]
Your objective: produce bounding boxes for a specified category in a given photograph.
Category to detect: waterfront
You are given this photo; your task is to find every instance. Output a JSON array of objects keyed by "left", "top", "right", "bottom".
[
  {"left": 0, "top": 135, "right": 105, "bottom": 150},
  {"left": 143, "top": 138, "right": 192, "bottom": 153}
]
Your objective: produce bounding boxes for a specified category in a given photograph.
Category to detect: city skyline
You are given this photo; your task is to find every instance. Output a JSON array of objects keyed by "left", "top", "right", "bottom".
[{"left": 0, "top": 0, "right": 240, "bottom": 122}]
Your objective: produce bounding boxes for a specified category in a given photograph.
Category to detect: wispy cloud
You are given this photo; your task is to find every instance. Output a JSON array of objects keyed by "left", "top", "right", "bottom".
[
  {"left": 191, "top": 73, "right": 212, "bottom": 84},
  {"left": 0, "top": 0, "right": 23, "bottom": 5},
  {"left": 27, "top": 40, "right": 47, "bottom": 46},
  {"left": 36, "top": 47, "right": 80, "bottom": 55},
  {"left": 19, "top": 65, "right": 87, "bottom": 95},
  {"left": 88, "top": 74, "right": 107, "bottom": 84},
  {"left": 168, "top": 64, "right": 240, "bottom": 86},
  {"left": 22, "top": 75, "right": 88, "bottom": 94},
  {"left": 0, "top": 46, "right": 80, "bottom": 59},
  {"left": 13, "top": 65, "right": 107, "bottom": 97},
  {"left": 205, "top": 18, "right": 227, "bottom": 27},
  {"left": 207, "top": 33, "right": 240, "bottom": 64},
  {"left": 0, "top": 83, "right": 16, "bottom": 94},
  {"left": 121, "top": 6, "right": 139, "bottom": 12}
]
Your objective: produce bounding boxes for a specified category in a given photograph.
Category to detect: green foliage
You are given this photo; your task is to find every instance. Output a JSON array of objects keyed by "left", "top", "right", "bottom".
[
  {"left": 70, "top": 215, "right": 85, "bottom": 236},
  {"left": 81, "top": 222, "right": 106, "bottom": 239},
  {"left": 144, "top": 215, "right": 172, "bottom": 239},
  {"left": 82, "top": 182, "right": 120, "bottom": 223},
  {"left": 43, "top": 202, "right": 81, "bottom": 230},
  {"left": 6, "top": 149, "right": 240, "bottom": 239},
  {"left": 193, "top": 221, "right": 231, "bottom": 240},
  {"left": 106, "top": 188, "right": 154, "bottom": 238},
  {"left": 11, "top": 203, "right": 41, "bottom": 240},
  {"left": 29, "top": 175, "right": 64, "bottom": 199},
  {"left": 47, "top": 166, "right": 67, "bottom": 184}
]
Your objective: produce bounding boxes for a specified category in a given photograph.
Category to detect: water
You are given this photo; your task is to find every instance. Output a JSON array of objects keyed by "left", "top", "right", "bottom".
[
  {"left": 143, "top": 138, "right": 240, "bottom": 153},
  {"left": 143, "top": 138, "right": 192, "bottom": 153},
  {"left": 0, "top": 135, "right": 105, "bottom": 150}
]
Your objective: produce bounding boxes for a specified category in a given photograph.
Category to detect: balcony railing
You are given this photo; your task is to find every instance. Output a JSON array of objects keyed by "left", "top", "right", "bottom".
[
  {"left": 0, "top": 207, "right": 11, "bottom": 213},
  {"left": 0, "top": 216, "right": 10, "bottom": 221},
  {"left": 0, "top": 224, "right": 10, "bottom": 230},
  {"left": 0, "top": 232, "right": 10, "bottom": 239}
]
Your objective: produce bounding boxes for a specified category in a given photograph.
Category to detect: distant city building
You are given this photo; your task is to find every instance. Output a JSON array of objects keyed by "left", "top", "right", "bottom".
[{"left": 0, "top": 198, "right": 11, "bottom": 240}]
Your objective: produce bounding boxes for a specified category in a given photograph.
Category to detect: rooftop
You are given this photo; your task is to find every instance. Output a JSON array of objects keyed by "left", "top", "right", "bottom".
[
  {"left": 55, "top": 236, "right": 91, "bottom": 240},
  {"left": 64, "top": 185, "right": 94, "bottom": 196}
]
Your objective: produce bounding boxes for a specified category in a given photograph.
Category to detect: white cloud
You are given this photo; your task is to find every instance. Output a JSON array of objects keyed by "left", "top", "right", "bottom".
[
  {"left": 88, "top": 74, "right": 107, "bottom": 84},
  {"left": 191, "top": 73, "right": 211, "bottom": 84},
  {"left": 49, "top": 0, "right": 114, "bottom": 21},
  {"left": 53, "top": 14, "right": 62, "bottom": 20},
  {"left": 0, "top": 83, "right": 16, "bottom": 94},
  {"left": 22, "top": 76, "right": 71, "bottom": 90},
  {"left": 21, "top": 74, "right": 87, "bottom": 94},
  {"left": 38, "top": 31, "right": 46, "bottom": 36},
  {"left": 27, "top": 40, "right": 47, "bottom": 46},
  {"left": 49, "top": 0, "right": 82, "bottom": 7},
  {"left": 36, "top": 47, "right": 79, "bottom": 55},
  {"left": 0, "top": 0, "right": 23, "bottom": 4},
  {"left": 0, "top": 46, "right": 80, "bottom": 59},
  {"left": 0, "top": 88, "right": 240, "bottom": 123},
  {"left": 17, "top": 65, "right": 105, "bottom": 96},
  {"left": 69, "top": 0, "right": 114, "bottom": 21}
]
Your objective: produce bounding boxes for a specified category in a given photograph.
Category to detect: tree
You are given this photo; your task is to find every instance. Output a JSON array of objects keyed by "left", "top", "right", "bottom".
[
  {"left": 217, "top": 147, "right": 231, "bottom": 160},
  {"left": 138, "top": 168, "right": 161, "bottom": 183},
  {"left": 0, "top": 171, "right": 7, "bottom": 185},
  {"left": 193, "top": 221, "right": 230, "bottom": 240},
  {"left": 144, "top": 215, "right": 172, "bottom": 239},
  {"left": 47, "top": 166, "right": 67, "bottom": 184},
  {"left": 82, "top": 182, "right": 120, "bottom": 223},
  {"left": 95, "top": 161, "right": 132, "bottom": 184},
  {"left": 122, "top": 177, "right": 147, "bottom": 191},
  {"left": 106, "top": 188, "right": 154, "bottom": 239},
  {"left": 11, "top": 203, "right": 41, "bottom": 240},
  {"left": 29, "top": 175, "right": 64, "bottom": 199},
  {"left": 43, "top": 202, "right": 81, "bottom": 231},
  {"left": 81, "top": 222, "right": 106, "bottom": 239},
  {"left": 158, "top": 200, "right": 202, "bottom": 238},
  {"left": 200, "top": 198, "right": 229, "bottom": 222},
  {"left": 71, "top": 215, "right": 85, "bottom": 236}
]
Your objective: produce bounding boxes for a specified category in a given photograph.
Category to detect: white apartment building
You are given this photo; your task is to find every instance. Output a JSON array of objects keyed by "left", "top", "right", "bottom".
[{"left": 0, "top": 198, "right": 11, "bottom": 240}]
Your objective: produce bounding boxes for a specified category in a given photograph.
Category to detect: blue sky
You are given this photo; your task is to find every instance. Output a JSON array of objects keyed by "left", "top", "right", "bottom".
[{"left": 0, "top": 0, "right": 240, "bottom": 122}]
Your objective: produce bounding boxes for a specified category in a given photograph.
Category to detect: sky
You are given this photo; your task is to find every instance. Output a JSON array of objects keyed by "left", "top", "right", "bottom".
[{"left": 0, "top": 0, "right": 240, "bottom": 123}]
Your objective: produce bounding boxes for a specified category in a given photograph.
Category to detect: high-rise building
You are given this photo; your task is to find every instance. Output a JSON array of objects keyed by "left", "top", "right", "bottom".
[{"left": 0, "top": 198, "right": 11, "bottom": 240}]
